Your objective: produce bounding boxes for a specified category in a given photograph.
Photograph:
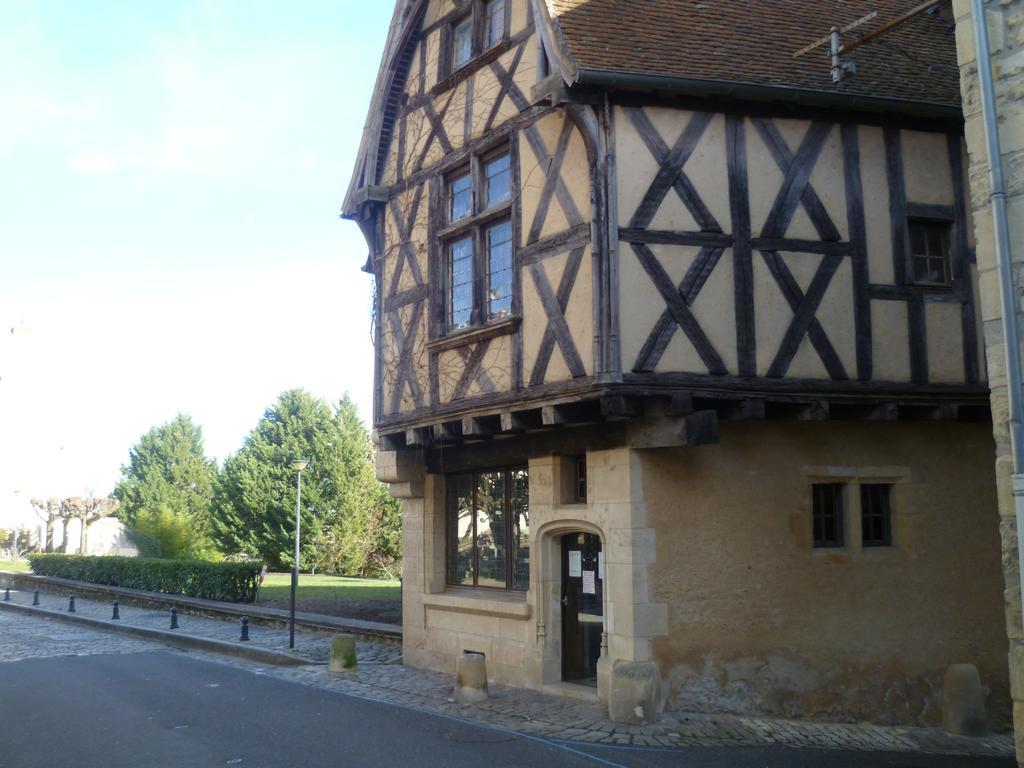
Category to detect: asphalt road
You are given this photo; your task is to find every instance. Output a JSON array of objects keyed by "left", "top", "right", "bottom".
[{"left": 0, "top": 652, "right": 1013, "bottom": 768}]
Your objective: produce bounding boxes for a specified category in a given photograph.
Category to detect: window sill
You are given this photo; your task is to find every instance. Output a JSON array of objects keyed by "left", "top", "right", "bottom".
[
  {"left": 432, "top": 40, "right": 512, "bottom": 96},
  {"left": 424, "top": 588, "right": 531, "bottom": 620},
  {"left": 428, "top": 316, "right": 520, "bottom": 353}
]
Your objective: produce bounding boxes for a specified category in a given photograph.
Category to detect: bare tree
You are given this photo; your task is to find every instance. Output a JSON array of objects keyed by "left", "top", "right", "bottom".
[
  {"left": 29, "top": 497, "right": 117, "bottom": 554},
  {"left": 30, "top": 497, "right": 62, "bottom": 552}
]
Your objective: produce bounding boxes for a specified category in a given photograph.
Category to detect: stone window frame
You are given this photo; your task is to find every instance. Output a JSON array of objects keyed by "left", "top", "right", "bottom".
[{"left": 803, "top": 466, "right": 910, "bottom": 555}]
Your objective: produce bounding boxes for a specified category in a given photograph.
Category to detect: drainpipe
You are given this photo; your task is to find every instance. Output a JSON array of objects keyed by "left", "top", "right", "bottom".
[{"left": 971, "top": 0, "right": 1024, "bottom": 635}]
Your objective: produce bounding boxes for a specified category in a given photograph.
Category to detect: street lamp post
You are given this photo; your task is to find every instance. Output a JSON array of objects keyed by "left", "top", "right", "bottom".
[{"left": 288, "top": 459, "right": 309, "bottom": 649}]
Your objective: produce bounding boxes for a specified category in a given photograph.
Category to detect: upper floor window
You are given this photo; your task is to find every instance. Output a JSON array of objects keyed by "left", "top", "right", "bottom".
[
  {"left": 448, "top": 467, "right": 529, "bottom": 590},
  {"left": 908, "top": 219, "right": 951, "bottom": 287},
  {"left": 452, "top": 17, "right": 473, "bottom": 71},
  {"left": 485, "top": 0, "right": 506, "bottom": 47},
  {"left": 446, "top": 0, "right": 508, "bottom": 76},
  {"left": 443, "top": 146, "right": 514, "bottom": 333}
]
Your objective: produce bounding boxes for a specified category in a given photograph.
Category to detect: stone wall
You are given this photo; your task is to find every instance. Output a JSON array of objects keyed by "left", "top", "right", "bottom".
[
  {"left": 954, "top": 0, "right": 1024, "bottom": 759},
  {"left": 643, "top": 421, "right": 1007, "bottom": 727}
]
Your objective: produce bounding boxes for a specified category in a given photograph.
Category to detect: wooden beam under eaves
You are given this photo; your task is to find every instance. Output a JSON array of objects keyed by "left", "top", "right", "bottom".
[
  {"left": 432, "top": 420, "right": 464, "bottom": 443},
  {"left": 500, "top": 409, "right": 544, "bottom": 433},
  {"left": 462, "top": 414, "right": 503, "bottom": 438}
]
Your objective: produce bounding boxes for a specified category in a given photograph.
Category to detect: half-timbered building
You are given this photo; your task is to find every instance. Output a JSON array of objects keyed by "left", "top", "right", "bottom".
[{"left": 343, "top": 0, "right": 1008, "bottom": 727}]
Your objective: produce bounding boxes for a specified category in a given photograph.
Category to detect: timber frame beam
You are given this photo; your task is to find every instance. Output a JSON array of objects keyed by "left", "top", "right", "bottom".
[{"left": 376, "top": 386, "right": 991, "bottom": 453}]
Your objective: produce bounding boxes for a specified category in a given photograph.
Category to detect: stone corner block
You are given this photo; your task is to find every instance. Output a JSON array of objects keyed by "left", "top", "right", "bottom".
[
  {"left": 454, "top": 651, "right": 489, "bottom": 705},
  {"left": 608, "top": 660, "right": 663, "bottom": 725},
  {"left": 942, "top": 663, "right": 988, "bottom": 737},
  {"left": 328, "top": 634, "right": 357, "bottom": 673}
]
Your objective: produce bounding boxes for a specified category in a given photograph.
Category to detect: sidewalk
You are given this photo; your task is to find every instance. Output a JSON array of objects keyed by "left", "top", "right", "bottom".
[
  {"left": 0, "top": 585, "right": 1013, "bottom": 759},
  {"left": 0, "top": 586, "right": 400, "bottom": 665},
  {"left": 0, "top": 570, "right": 401, "bottom": 643}
]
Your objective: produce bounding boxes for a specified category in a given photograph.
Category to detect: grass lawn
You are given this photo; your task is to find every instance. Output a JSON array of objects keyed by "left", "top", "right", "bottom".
[
  {"left": 257, "top": 573, "right": 400, "bottom": 602},
  {"left": 0, "top": 560, "right": 30, "bottom": 572}
]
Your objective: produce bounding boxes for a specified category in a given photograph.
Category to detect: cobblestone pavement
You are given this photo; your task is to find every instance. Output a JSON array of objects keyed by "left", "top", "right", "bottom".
[{"left": 0, "top": 599, "right": 1013, "bottom": 759}]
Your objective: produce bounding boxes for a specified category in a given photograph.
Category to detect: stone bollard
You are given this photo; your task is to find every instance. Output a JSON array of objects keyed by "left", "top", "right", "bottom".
[
  {"left": 328, "top": 635, "right": 358, "bottom": 672},
  {"left": 454, "top": 651, "right": 489, "bottom": 705},
  {"left": 240, "top": 616, "right": 250, "bottom": 642},
  {"left": 32, "top": 591, "right": 39, "bottom": 606},
  {"left": 942, "top": 663, "right": 987, "bottom": 736},
  {"left": 170, "top": 607, "right": 178, "bottom": 630},
  {"left": 111, "top": 601, "right": 120, "bottom": 620},
  {"left": 68, "top": 596, "right": 76, "bottom": 613},
  {"left": 608, "top": 660, "right": 663, "bottom": 725}
]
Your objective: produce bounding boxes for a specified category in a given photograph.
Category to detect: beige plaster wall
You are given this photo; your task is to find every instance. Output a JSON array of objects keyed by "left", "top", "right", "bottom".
[
  {"left": 376, "top": 2, "right": 598, "bottom": 417},
  {"left": 615, "top": 106, "right": 984, "bottom": 385},
  {"left": 644, "top": 421, "right": 1007, "bottom": 726}
]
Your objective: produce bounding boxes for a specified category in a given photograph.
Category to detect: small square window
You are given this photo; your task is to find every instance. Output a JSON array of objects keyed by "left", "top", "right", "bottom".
[
  {"left": 452, "top": 18, "right": 473, "bottom": 71},
  {"left": 484, "top": 153, "right": 511, "bottom": 208},
  {"left": 860, "top": 484, "right": 893, "bottom": 547},
  {"left": 449, "top": 171, "right": 472, "bottom": 222},
  {"left": 812, "top": 483, "right": 844, "bottom": 548},
  {"left": 485, "top": 0, "right": 506, "bottom": 48},
  {"left": 908, "top": 219, "right": 951, "bottom": 287}
]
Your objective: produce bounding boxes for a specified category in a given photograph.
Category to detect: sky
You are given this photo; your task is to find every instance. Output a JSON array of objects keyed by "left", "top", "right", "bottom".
[{"left": 0, "top": 1, "right": 394, "bottom": 523}]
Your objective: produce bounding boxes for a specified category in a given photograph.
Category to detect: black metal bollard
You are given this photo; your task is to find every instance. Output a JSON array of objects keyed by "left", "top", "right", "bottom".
[
  {"left": 239, "top": 615, "right": 250, "bottom": 642},
  {"left": 4, "top": 588, "right": 10, "bottom": 601},
  {"left": 170, "top": 607, "right": 178, "bottom": 630},
  {"left": 32, "top": 591, "right": 39, "bottom": 606},
  {"left": 68, "top": 596, "right": 76, "bottom": 613},
  {"left": 112, "top": 601, "right": 120, "bottom": 620}
]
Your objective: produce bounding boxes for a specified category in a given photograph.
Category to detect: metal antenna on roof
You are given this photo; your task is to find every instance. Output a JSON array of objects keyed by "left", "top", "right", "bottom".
[{"left": 792, "top": 0, "right": 949, "bottom": 83}]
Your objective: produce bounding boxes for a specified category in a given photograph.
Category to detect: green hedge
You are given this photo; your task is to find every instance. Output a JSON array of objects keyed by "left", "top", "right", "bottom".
[{"left": 28, "top": 554, "right": 261, "bottom": 603}]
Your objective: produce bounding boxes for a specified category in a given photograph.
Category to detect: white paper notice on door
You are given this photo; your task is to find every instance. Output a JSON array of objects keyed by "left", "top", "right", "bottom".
[
  {"left": 569, "top": 550, "right": 582, "bottom": 577},
  {"left": 582, "top": 570, "right": 596, "bottom": 595}
]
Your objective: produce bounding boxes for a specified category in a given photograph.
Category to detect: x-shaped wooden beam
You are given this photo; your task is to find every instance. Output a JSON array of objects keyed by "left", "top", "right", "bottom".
[
  {"left": 752, "top": 118, "right": 840, "bottom": 242},
  {"left": 526, "top": 117, "right": 576, "bottom": 244},
  {"left": 628, "top": 111, "right": 714, "bottom": 231},
  {"left": 451, "top": 342, "right": 496, "bottom": 401},
  {"left": 760, "top": 250, "right": 848, "bottom": 379},
  {"left": 758, "top": 121, "right": 835, "bottom": 240},
  {"left": 388, "top": 301, "right": 426, "bottom": 413},
  {"left": 633, "top": 245, "right": 725, "bottom": 372},
  {"left": 631, "top": 243, "right": 727, "bottom": 375},
  {"left": 626, "top": 108, "right": 721, "bottom": 233},
  {"left": 483, "top": 43, "right": 526, "bottom": 134},
  {"left": 528, "top": 246, "right": 587, "bottom": 386},
  {"left": 387, "top": 186, "right": 425, "bottom": 297},
  {"left": 411, "top": 88, "right": 458, "bottom": 173}
]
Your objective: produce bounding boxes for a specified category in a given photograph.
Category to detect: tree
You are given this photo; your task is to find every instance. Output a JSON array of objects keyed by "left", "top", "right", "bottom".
[
  {"left": 213, "top": 390, "right": 400, "bottom": 574},
  {"left": 63, "top": 496, "right": 119, "bottom": 554},
  {"left": 29, "top": 497, "right": 62, "bottom": 552},
  {"left": 113, "top": 414, "right": 219, "bottom": 558}
]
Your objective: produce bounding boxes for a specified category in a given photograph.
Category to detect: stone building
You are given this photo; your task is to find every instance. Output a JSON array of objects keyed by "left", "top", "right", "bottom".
[
  {"left": 954, "top": 0, "right": 1024, "bottom": 759},
  {"left": 343, "top": 0, "right": 1009, "bottom": 727}
]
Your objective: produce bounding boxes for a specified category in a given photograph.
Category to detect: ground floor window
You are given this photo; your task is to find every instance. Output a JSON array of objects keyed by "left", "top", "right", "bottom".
[{"left": 447, "top": 467, "right": 529, "bottom": 590}]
